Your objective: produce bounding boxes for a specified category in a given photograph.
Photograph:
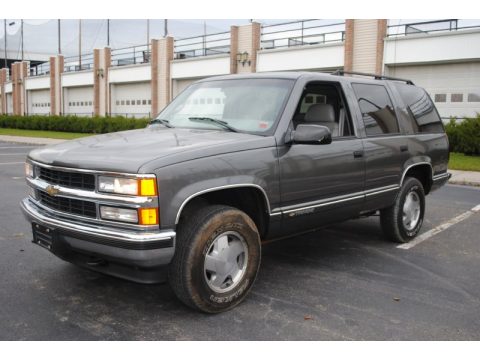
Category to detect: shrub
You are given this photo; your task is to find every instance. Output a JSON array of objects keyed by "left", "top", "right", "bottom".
[
  {"left": 0, "top": 114, "right": 150, "bottom": 134},
  {"left": 445, "top": 114, "right": 480, "bottom": 156}
]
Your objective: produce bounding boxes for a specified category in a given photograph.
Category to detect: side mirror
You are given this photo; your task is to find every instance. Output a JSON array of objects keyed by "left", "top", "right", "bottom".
[{"left": 292, "top": 124, "right": 332, "bottom": 145}]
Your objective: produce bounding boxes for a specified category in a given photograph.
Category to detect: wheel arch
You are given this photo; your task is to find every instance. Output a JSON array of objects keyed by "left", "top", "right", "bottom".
[{"left": 400, "top": 161, "right": 434, "bottom": 194}]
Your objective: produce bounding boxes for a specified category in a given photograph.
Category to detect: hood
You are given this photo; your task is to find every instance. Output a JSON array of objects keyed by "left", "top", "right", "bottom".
[{"left": 28, "top": 126, "right": 275, "bottom": 173}]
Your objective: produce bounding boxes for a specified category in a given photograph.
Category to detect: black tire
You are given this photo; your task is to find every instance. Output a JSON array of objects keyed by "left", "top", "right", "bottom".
[
  {"left": 380, "top": 177, "right": 425, "bottom": 243},
  {"left": 168, "top": 205, "right": 261, "bottom": 313}
]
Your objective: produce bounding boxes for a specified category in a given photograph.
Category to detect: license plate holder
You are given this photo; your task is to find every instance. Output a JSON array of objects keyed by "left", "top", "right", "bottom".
[{"left": 32, "top": 223, "right": 56, "bottom": 250}]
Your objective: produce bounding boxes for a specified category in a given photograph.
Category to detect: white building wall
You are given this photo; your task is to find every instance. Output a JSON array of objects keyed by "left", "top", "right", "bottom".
[
  {"left": 6, "top": 93, "right": 13, "bottom": 114},
  {"left": 257, "top": 43, "right": 344, "bottom": 72},
  {"left": 384, "top": 30, "right": 480, "bottom": 65},
  {"left": 62, "top": 70, "right": 94, "bottom": 87},
  {"left": 109, "top": 64, "right": 151, "bottom": 83},
  {"left": 25, "top": 75, "right": 50, "bottom": 90},
  {"left": 171, "top": 55, "right": 230, "bottom": 79}
]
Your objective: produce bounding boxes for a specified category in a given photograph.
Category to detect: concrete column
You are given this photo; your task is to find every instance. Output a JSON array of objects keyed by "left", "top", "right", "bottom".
[
  {"left": 343, "top": 19, "right": 354, "bottom": 72},
  {"left": 12, "top": 62, "right": 28, "bottom": 116},
  {"left": 343, "top": 19, "right": 387, "bottom": 75},
  {"left": 50, "top": 55, "right": 64, "bottom": 115},
  {"left": 231, "top": 22, "right": 261, "bottom": 74},
  {"left": 0, "top": 68, "right": 7, "bottom": 115},
  {"left": 93, "top": 47, "right": 111, "bottom": 117},
  {"left": 230, "top": 26, "right": 239, "bottom": 74},
  {"left": 151, "top": 37, "right": 174, "bottom": 116}
]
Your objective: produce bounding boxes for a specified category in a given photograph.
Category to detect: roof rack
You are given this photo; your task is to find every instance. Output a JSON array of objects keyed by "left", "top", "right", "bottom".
[{"left": 331, "top": 70, "right": 415, "bottom": 85}]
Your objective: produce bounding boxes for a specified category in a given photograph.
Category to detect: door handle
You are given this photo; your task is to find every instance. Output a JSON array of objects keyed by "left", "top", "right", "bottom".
[
  {"left": 353, "top": 150, "right": 364, "bottom": 159},
  {"left": 400, "top": 145, "right": 408, "bottom": 152}
]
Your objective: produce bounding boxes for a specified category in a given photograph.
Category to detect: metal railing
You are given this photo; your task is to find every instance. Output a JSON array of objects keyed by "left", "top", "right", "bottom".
[
  {"left": 29, "top": 62, "right": 50, "bottom": 77},
  {"left": 63, "top": 53, "right": 95, "bottom": 73},
  {"left": 174, "top": 31, "right": 230, "bottom": 59},
  {"left": 111, "top": 44, "right": 150, "bottom": 66},
  {"left": 261, "top": 19, "right": 345, "bottom": 50},
  {"left": 387, "top": 19, "right": 480, "bottom": 37}
]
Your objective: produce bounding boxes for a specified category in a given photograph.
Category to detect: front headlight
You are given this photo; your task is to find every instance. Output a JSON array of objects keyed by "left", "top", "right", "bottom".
[
  {"left": 100, "top": 206, "right": 139, "bottom": 223},
  {"left": 98, "top": 176, "right": 157, "bottom": 196},
  {"left": 25, "top": 162, "right": 34, "bottom": 178}
]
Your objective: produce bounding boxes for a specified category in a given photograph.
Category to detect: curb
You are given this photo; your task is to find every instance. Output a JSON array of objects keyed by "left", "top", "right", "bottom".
[{"left": 0, "top": 135, "right": 66, "bottom": 146}]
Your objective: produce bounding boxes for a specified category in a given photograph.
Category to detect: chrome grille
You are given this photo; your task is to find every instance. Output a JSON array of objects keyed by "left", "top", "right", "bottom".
[
  {"left": 38, "top": 166, "right": 95, "bottom": 190},
  {"left": 38, "top": 190, "right": 97, "bottom": 218}
]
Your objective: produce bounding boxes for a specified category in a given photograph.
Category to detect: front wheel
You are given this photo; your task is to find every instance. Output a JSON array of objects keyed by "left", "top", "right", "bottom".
[
  {"left": 168, "top": 205, "right": 261, "bottom": 313},
  {"left": 380, "top": 177, "right": 425, "bottom": 243}
]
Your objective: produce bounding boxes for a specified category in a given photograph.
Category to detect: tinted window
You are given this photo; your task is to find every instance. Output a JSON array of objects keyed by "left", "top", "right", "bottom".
[
  {"left": 352, "top": 83, "right": 400, "bottom": 136},
  {"left": 395, "top": 83, "right": 444, "bottom": 133}
]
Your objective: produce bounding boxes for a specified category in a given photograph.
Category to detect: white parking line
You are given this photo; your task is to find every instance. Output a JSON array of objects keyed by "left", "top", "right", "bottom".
[
  {"left": 398, "top": 204, "right": 480, "bottom": 250},
  {"left": 0, "top": 162, "right": 24, "bottom": 166}
]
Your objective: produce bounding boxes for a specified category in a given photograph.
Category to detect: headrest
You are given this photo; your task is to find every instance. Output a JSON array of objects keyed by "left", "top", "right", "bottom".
[{"left": 304, "top": 103, "right": 335, "bottom": 123}]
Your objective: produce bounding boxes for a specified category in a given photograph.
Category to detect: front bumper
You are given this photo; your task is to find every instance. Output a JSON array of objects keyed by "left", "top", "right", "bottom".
[{"left": 21, "top": 198, "right": 176, "bottom": 283}]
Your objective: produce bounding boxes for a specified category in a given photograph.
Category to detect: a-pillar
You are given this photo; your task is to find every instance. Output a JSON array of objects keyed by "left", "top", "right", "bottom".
[
  {"left": 230, "top": 22, "right": 261, "bottom": 74},
  {"left": 151, "top": 37, "right": 174, "bottom": 117},
  {"left": 343, "top": 19, "right": 387, "bottom": 74},
  {"left": 50, "top": 55, "right": 64, "bottom": 115},
  {"left": 0, "top": 68, "right": 7, "bottom": 114},
  {"left": 93, "top": 47, "right": 111, "bottom": 117},
  {"left": 12, "top": 62, "right": 28, "bottom": 115}
]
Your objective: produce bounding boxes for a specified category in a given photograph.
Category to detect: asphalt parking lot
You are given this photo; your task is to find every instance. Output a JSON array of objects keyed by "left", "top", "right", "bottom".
[{"left": 0, "top": 140, "right": 479, "bottom": 340}]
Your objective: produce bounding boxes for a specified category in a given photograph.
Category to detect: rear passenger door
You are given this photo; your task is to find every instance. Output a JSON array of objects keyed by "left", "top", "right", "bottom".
[{"left": 350, "top": 83, "right": 410, "bottom": 212}]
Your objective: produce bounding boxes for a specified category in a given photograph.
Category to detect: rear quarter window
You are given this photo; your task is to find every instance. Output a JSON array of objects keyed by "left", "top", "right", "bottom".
[{"left": 394, "top": 83, "right": 444, "bottom": 133}]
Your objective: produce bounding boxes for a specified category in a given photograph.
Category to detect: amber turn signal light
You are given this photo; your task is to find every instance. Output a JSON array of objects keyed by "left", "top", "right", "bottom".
[{"left": 138, "top": 208, "right": 159, "bottom": 225}]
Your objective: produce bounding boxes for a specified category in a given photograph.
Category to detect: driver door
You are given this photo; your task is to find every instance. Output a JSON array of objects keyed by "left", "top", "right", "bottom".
[{"left": 278, "top": 82, "right": 365, "bottom": 235}]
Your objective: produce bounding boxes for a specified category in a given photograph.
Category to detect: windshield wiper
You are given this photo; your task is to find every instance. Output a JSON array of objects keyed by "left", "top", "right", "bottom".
[
  {"left": 149, "top": 118, "right": 174, "bottom": 128},
  {"left": 188, "top": 117, "right": 239, "bottom": 133}
]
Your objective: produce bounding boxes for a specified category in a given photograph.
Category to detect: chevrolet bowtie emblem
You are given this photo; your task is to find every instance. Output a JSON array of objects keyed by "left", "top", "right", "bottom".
[{"left": 46, "top": 185, "right": 60, "bottom": 197}]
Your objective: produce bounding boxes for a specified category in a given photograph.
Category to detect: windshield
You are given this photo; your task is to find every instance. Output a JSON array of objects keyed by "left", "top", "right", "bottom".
[{"left": 155, "top": 78, "right": 294, "bottom": 134}]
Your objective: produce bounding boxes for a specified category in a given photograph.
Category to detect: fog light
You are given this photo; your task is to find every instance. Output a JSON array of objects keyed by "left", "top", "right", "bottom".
[
  {"left": 139, "top": 208, "right": 159, "bottom": 225},
  {"left": 100, "top": 206, "right": 138, "bottom": 223}
]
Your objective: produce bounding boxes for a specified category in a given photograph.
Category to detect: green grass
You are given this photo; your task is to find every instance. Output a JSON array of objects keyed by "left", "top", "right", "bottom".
[
  {"left": 0, "top": 128, "right": 92, "bottom": 140},
  {"left": 449, "top": 152, "right": 480, "bottom": 172}
]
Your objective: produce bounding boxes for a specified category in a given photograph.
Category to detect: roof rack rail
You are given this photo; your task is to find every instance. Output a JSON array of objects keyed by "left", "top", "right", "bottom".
[{"left": 331, "top": 70, "right": 415, "bottom": 85}]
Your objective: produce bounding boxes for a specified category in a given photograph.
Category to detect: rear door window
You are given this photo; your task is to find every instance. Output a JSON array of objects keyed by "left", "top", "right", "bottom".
[
  {"left": 352, "top": 83, "right": 400, "bottom": 136},
  {"left": 394, "top": 83, "right": 444, "bottom": 133}
]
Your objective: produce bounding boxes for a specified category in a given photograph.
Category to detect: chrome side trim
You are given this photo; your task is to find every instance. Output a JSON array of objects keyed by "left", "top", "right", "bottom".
[
  {"left": 433, "top": 172, "right": 450, "bottom": 181},
  {"left": 29, "top": 159, "right": 155, "bottom": 178},
  {"left": 27, "top": 177, "right": 157, "bottom": 206},
  {"left": 175, "top": 184, "right": 272, "bottom": 224},
  {"left": 365, "top": 185, "right": 400, "bottom": 197},
  {"left": 400, "top": 162, "right": 434, "bottom": 186},
  {"left": 21, "top": 198, "right": 175, "bottom": 244},
  {"left": 282, "top": 194, "right": 364, "bottom": 214}
]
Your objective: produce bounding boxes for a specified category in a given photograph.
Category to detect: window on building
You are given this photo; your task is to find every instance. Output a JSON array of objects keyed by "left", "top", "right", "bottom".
[
  {"left": 131, "top": 100, "right": 135, "bottom": 105},
  {"left": 148, "top": 99, "right": 151, "bottom": 105},
  {"left": 121, "top": 100, "right": 125, "bottom": 105},
  {"left": 89, "top": 101, "right": 93, "bottom": 106},
  {"left": 136, "top": 100, "right": 141, "bottom": 105},
  {"left": 394, "top": 83, "right": 444, "bottom": 133},
  {"left": 81, "top": 101, "right": 84, "bottom": 106},
  {"left": 451, "top": 93, "right": 463, "bottom": 102},
  {"left": 434, "top": 94, "right": 447, "bottom": 103},
  {"left": 116, "top": 100, "right": 120, "bottom": 106},
  {"left": 126, "top": 100, "right": 130, "bottom": 105},
  {"left": 142, "top": 99, "right": 146, "bottom": 105},
  {"left": 468, "top": 92, "right": 480, "bottom": 102},
  {"left": 352, "top": 83, "right": 400, "bottom": 136}
]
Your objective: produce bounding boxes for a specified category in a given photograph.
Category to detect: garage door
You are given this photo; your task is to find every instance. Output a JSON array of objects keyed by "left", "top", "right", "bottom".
[
  {"left": 386, "top": 62, "right": 480, "bottom": 119},
  {"left": 63, "top": 86, "right": 94, "bottom": 116},
  {"left": 28, "top": 89, "right": 50, "bottom": 115},
  {"left": 111, "top": 82, "right": 151, "bottom": 118}
]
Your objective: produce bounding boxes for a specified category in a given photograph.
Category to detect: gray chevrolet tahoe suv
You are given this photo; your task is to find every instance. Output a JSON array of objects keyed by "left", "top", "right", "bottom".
[{"left": 21, "top": 71, "right": 450, "bottom": 313}]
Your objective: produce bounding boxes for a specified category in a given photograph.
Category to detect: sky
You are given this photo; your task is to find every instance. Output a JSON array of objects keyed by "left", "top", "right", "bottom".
[{"left": 0, "top": 19, "right": 294, "bottom": 60}]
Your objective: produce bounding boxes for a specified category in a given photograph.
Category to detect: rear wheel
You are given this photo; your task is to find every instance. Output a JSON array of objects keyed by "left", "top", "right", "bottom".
[
  {"left": 168, "top": 205, "right": 261, "bottom": 313},
  {"left": 380, "top": 177, "right": 425, "bottom": 243}
]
